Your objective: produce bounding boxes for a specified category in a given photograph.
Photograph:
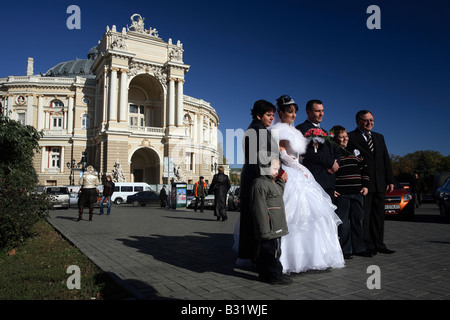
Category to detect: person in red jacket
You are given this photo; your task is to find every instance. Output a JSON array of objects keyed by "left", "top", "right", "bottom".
[{"left": 194, "top": 176, "right": 207, "bottom": 212}]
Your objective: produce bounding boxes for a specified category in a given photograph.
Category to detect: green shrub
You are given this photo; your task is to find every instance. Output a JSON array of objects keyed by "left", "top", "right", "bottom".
[{"left": 0, "top": 114, "right": 51, "bottom": 248}]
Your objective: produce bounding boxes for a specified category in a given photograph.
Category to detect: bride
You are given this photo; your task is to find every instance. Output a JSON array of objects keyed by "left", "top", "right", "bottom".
[{"left": 270, "top": 95, "right": 345, "bottom": 274}]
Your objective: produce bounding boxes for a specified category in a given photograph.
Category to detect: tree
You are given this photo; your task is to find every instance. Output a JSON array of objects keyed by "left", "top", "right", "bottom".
[
  {"left": 0, "top": 114, "right": 51, "bottom": 248},
  {"left": 390, "top": 150, "right": 450, "bottom": 191}
]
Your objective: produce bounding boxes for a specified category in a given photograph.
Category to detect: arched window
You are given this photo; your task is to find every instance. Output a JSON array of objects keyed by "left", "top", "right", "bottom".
[
  {"left": 50, "top": 100, "right": 64, "bottom": 108},
  {"left": 49, "top": 99, "right": 64, "bottom": 130},
  {"left": 184, "top": 113, "right": 192, "bottom": 138}
]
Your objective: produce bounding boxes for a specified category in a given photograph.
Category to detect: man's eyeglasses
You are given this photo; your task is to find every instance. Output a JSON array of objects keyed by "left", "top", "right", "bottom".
[{"left": 359, "top": 118, "right": 374, "bottom": 123}]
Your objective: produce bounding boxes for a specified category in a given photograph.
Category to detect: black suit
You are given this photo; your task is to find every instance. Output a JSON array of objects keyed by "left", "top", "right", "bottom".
[
  {"left": 296, "top": 120, "right": 340, "bottom": 199},
  {"left": 347, "top": 128, "right": 394, "bottom": 253}
]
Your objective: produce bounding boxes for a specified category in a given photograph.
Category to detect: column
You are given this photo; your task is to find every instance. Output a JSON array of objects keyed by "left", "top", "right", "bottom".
[
  {"left": 199, "top": 114, "right": 204, "bottom": 142},
  {"left": 41, "top": 146, "right": 46, "bottom": 173},
  {"left": 26, "top": 94, "right": 33, "bottom": 125},
  {"left": 168, "top": 78, "right": 175, "bottom": 126},
  {"left": 109, "top": 67, "right": 118, "bottom": 122},
  {"left": 67, "top": 95, "right": 74, "bottom": 133},
  {"left": 60, "top": 146, "right": 65, "bottom": 173},
  {"left": 7, "top": 95, "right": 14, "bottom": 120},
  {"left": 119, "top": 68, "right": 128, "bottom": 123},
  {"left": 193, "top": 114, "right": 198, "bottom": 142},
  {"left": 102, "top": 67, "right": 108, "bottom": 125},
  {"left": 37, "top": 95, "right": 44, "bottom": 130},
  {"left": 176, "top": 79, "right": 184, "bottom": 126}
]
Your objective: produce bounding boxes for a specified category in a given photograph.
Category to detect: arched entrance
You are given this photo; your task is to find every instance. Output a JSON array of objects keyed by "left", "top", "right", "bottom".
[
  {"left": 128, "top": 74, "right": 163, "bottom": 128},
  {"left": 130, "top": 147, "right": 161, "bottom": 184}
]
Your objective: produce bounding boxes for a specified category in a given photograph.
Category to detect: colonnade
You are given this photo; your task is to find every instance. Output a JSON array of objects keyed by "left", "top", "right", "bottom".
[{"left": 107, "top": 67, "right": 185, "bottom": 127}]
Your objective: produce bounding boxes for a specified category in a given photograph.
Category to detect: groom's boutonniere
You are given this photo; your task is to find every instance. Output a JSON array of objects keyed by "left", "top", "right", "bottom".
[{"left": 353, "top": 149, "right": 361, "bottom": 157}]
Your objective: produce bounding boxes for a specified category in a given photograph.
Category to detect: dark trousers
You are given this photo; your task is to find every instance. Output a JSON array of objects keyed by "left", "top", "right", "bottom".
[
  {"left": 256, "top": 238, "right": 283, "bottom": 283},
  {"left": 194, "top": 196, "right": 205, "bottom": 211},
  {"left": 335, "top": 193, "right": 366, "bottom": 255},
  {"left": 363, "top": 192, "right": 387, "bottom": 252},
  {"left": 78, "top": 204, "right": 94, "bottom": 220},
  {"left": 238, "top": 198, "right": 258, "bottom": 261},
  {"left": 324, "top": 187, "right": 335, "bottom": 202}
]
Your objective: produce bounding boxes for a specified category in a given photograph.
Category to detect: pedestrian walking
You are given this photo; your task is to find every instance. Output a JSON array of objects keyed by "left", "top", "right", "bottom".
[
  {"left": 99, "top": 175, "right": 115, "bottom": 215},
  {"left": 209, "top": 166, "right": 231, "bottom": 221},
  {"left": 194, "top": 176, "right": 207, "bottom": 212}
]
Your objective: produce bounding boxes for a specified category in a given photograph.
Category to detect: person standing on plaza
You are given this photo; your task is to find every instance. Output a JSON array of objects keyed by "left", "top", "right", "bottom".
[
  {"left": 209, "top": 165, "right": 231, "bottom": 221},
  {"left": 237, "top": 99, "right": 282, "bottom": 267},
  {"left": 296, "top": 99, "right": 340, "bottom": 200},
  {"left": 194, "top": 176, "right": 207, "bottom": 212},
  {"left": 412, "top": 173, "right": 427, "bottom": 208},
  {"left": 159, "top": 185, "right": 168, "bottom": 207},
  {"left": 331, "top": 125, "right": 372, "bottom": 259},
  {"left": 99, "top": 175, "right": 115, "bottom": 215},
  {"left": 78, "top": 165, "right": 100, "bottom": 221},
  {"left": 251, "top": 157, "right": 291, "bottom": 285},
  {"left": 347, "top": 110, "right": 395, "bottom": 255}
]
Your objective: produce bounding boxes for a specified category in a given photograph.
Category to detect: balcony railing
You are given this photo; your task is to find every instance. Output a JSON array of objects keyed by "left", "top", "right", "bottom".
[{"left": 128, "top": 126, "right": 165, "bottom": 134}]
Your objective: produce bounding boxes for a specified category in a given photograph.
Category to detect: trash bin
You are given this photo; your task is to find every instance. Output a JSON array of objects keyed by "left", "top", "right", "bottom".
[{"left": 171, "top": 182, "right": 187, "bottom": 209}]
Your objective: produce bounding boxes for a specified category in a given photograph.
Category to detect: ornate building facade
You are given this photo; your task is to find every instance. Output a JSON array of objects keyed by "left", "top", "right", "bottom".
[{"left": 0, "top": 14, "right": 220, "bottom": 185}]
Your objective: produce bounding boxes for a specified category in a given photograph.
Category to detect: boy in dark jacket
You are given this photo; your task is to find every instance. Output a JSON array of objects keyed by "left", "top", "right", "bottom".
[{"left": 250, "top": 158, "right": 291, "bottom": 285}]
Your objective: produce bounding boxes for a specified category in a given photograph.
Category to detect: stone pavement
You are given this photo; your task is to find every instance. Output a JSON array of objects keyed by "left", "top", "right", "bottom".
[{"left": 47, "top": 203, "right": 450, "bottom": 300}]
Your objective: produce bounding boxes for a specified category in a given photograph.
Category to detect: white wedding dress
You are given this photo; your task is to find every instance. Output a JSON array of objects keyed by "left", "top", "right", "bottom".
[{"left": 270, "top": 122, "right": 345, "bottom": 274}]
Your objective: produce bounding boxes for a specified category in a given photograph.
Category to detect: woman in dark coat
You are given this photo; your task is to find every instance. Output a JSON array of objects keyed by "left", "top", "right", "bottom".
[
  {"left": 209, "top": 166, "right": 231, "bottom": 221},
  {"left": 238, "top": 100, "right": 280, "bottom": 265}
]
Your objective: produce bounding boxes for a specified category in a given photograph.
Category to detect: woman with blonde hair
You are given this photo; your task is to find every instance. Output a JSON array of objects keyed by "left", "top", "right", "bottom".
[{"left": 78, "top": 165, "right": 100, "bottom": 221}]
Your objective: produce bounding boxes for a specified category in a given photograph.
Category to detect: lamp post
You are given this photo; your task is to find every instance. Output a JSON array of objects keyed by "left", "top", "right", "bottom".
[{"left": 66, "top": 159, "right": 78, "bottom": 185}]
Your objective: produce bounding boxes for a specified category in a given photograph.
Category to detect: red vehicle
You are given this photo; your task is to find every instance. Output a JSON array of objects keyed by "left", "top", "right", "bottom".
[{"left": 385, "top": 181, "right": 415, "bottom": 220}]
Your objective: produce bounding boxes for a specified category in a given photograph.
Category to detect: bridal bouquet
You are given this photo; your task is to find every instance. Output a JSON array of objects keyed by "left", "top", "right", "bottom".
[{"left": 304, "top": 128, "right": 333, "bottom": 153}]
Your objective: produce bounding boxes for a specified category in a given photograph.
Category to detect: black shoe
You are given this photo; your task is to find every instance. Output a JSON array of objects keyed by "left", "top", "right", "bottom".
[
  {"left": 377, "top": 248, "right": 395, "bottom": 254},
  {"left": 222, "top": 216, "right": 228, "bottom": 221},
  {"left": 269, "top": 276, "right": 293, "bottom": 286},
  {"left": 354, "top": 251, "right": 373, "bottom": 257},
  {"left": 344, "top": 254, "right": 353, "bottom": 259},
  {"left": 217, "top": 216, "right": 221, "bottom": 221}
]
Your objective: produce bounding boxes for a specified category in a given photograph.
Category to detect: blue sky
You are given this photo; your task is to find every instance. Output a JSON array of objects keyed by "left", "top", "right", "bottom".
[{"left": 1, "top": 0, "right": 449, "bottom": 166}]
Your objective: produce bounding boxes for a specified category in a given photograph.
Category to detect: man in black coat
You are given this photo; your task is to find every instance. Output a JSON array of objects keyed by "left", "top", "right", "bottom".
[
  {"left": 347, "top": 110, "right": 395, "bottom": 255},
  {"left": 296, "top": 99, "right": 340, "bottom": 200},
  {"left": 209, "top": 166, "right": 231, "bottom": 221}
]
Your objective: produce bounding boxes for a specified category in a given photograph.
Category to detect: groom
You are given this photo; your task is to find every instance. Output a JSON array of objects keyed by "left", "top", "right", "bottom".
[{"left": 295, "top": 99, "right": 340, "bottom": 200}]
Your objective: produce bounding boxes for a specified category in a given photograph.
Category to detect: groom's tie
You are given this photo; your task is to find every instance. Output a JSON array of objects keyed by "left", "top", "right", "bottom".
[{"left": 365, "top": 132, "right": 374, "bottom": 152}]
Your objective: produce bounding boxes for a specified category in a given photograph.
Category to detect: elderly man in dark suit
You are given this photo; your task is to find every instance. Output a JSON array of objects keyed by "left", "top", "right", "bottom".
[
  {"left": 296, "top": 99, "right": 340, "bottom": 200},
  {"left": 347, "top": 110, "right": 395, "bottom": 255}
]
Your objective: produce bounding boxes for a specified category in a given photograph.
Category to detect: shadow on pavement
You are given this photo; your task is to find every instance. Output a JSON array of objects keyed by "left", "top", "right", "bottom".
[{"left": 117, "top": 232, "right": 257, "bottom": 280}]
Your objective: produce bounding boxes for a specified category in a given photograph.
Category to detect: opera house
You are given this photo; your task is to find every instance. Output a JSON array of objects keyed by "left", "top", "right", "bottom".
[{"left": 0, "top": 14, "right": 220, "bottom": 185}]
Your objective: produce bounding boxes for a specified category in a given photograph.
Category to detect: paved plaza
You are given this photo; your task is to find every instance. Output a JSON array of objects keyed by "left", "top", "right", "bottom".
[{"left": 47, "top": 203, "right": 450, "bottom": 301}]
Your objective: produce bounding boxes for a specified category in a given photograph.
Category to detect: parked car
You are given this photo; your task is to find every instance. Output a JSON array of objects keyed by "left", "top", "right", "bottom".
[
  {"left": 437, "top": 178, "right": 450, "bottom": 219},
  {"left": 112, "top": 182, "right": 153, "bottom": 204},
  {"left": 227, "top": 187, "right": 240, "bottom": 211},
  {"left": 44, "top": 186, "right": 70, "bottom": 209},
  {"left": 126, "top": 191, "right": 160, "bottom": 207},
  {"left": 187, "top": 194, "right": 215, "bottom": 209},
  {"left": 385, "top": 181, "right": 414, "bottom": 220}
]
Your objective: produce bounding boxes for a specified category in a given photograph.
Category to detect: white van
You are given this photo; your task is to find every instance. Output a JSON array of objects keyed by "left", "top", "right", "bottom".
[{"left": 112, "top": 182, "right": 153, "bottom": 204}]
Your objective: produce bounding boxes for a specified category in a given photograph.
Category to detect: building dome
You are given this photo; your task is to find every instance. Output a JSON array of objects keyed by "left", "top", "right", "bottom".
[{"left": 44, "top": 46, "right": 98, "bottom": 78}]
